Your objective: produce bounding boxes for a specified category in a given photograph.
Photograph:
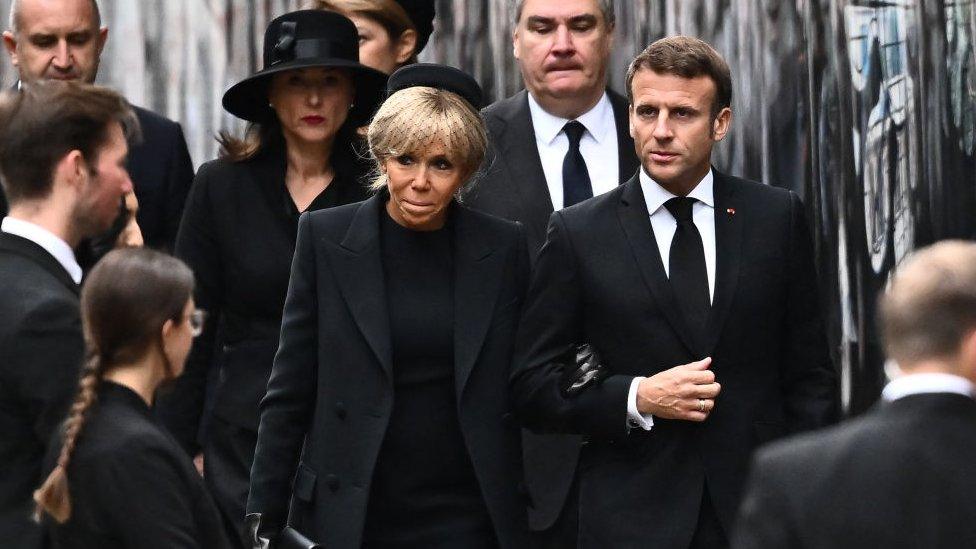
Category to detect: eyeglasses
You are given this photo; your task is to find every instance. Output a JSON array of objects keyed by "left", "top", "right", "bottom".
[{"left": 188, "top": 309, "right": 207, "bottom": 337}]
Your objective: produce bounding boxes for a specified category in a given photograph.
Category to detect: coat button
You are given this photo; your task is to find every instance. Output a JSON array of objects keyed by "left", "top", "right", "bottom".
[
  {"left": 501, "top": 412, "right": 515, "bottom": 428},
  {"left": 325, "top": 474, "right": 340, "bottom": 492},
  {"left": 335, "top": 402, "right": 347, "bottom": 419}
]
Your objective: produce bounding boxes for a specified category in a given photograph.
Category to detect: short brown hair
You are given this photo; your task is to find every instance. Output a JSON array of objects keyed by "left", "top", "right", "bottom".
[
  {"left": 0, "top": 81, "right": 138, "bottom": 206},
  {"left": 879, "top": 241, "right": 976, "bottom": 366},
  {"left": 626, "top": 35, "right": 732, "bottom": 119}
]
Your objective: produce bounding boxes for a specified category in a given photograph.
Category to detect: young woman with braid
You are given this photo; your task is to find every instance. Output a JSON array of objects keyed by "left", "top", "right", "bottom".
[{"left": 34, "top": 248, "right": 234, "bottom": 549}]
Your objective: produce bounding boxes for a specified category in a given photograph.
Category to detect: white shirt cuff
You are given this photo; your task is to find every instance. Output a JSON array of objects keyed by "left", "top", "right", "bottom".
[{"left": 626, "top": 376, "right": 654, "bottom": 431}]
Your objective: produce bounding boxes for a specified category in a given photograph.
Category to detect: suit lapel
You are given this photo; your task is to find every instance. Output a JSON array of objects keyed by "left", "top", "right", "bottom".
[
  {"left": 609, "top": 90, "right": 640, "bottom": 184},
  {"left": 616, "top": 178, "right": 700, "bottom": 355},
  {"left": 0, "top": 232, "right": 79, "bottom": 294},
  {"left": 704, "top": 171, "right": 743, "bottom": 354},
  {"left": 453, "top": 207, "right": 505, "bottom": 400},
  {"left": 492, "top": 91, "right": 554, "bottom": 245},
  {"left": 332, "top": 195, "right": 393, "bottom": 379}
]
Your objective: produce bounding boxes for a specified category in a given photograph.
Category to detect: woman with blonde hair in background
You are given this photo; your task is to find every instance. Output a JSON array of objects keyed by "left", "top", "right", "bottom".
[{"left": 35, "top": 248, "right": 234, "bottom": 548}]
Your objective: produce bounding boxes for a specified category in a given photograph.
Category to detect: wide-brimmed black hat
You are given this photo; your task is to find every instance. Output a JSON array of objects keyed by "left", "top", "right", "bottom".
[
  {"left": 394, "top": 0, "right": 436, "bottom": 53},
  {"left": 223, "top": 10, "right": 388, "bottom": 125},
  {"left": 387, "top": 63, "right": 484, "bottom": 109}
]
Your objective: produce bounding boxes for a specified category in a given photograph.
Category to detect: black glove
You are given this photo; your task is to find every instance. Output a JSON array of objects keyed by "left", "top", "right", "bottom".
[{"left": 559, "top": 343, "right": 610, "bottom": 397}]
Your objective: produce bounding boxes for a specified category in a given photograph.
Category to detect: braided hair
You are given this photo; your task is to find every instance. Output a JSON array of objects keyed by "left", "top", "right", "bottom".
[{"left": 33, "top": 248, "right": 194, "bottom": 523}]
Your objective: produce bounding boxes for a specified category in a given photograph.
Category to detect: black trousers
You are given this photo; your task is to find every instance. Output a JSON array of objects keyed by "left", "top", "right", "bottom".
[{"left": 204, "top": 416, "right": 257, "bottom": 548}]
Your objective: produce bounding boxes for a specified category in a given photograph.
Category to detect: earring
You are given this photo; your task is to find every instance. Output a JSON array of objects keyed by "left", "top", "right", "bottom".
[{"left": 349, "top": 103, "right": 355, "bottom": 110}]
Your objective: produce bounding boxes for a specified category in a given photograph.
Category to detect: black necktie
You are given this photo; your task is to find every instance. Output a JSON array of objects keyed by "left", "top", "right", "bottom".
[
  {"left": 664, "top": 197, "right": 710, "bottom": 336},
  {"left": 562, "top": 121, "right": 593, "bottom": 207}
]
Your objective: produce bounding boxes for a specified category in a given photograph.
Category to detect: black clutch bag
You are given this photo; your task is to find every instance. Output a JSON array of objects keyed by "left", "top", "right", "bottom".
[{"left": 278, "top": 527, "right": 321, "bottom": 549}]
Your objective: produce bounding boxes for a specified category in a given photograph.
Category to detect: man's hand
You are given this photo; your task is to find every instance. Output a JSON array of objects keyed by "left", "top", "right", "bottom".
[{"left": 636, "top": 357, "right": 721, "bottom": 421}]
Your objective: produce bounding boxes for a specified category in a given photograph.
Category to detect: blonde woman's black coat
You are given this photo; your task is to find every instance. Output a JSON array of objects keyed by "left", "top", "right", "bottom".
[{"left": 246, "top": 194, "right": 532, "bottom": 548}]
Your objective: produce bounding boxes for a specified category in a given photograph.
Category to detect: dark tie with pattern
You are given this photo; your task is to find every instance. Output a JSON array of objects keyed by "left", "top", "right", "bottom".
[
  {"left": 562, "top": 121, "right": 593, "bottom": 207},
  {"left": 664, "top": 197, "right": 710, "bottom": 336}
]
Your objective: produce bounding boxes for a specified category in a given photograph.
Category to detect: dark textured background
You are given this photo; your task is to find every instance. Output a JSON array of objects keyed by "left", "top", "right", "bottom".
[{"left": 1, "top": 0, "right": 974, "bottom": 413}]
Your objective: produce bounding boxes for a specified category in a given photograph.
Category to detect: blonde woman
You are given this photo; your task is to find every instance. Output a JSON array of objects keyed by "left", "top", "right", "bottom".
[{"left": 246, "top": 64, "right": 531, "bottom": 549}]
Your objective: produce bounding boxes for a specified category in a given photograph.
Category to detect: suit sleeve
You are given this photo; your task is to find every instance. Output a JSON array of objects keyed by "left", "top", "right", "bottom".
[
  {"left": 162, "top": 123, "right": 194, "bottom": 252},
  {"left": 246, "top": 212, "right": 318, "bottom": 531},
  {"left": 93, "top": 442, "right": 209, "bottom": 549},
  {"left": 782, "top": 191, "right": 838, "bottom": 431},
  {"left": 510, "top": 212, "right": 634, "bottom": 438},
  {"left": 13, "top": 297, "right": 84, "bottom": 444},
  {"left": 730, "top": 450, "right": 801, "bottom": 549},
  {"left": 155, "top": 164, "right": 220, "bottom": 454}
]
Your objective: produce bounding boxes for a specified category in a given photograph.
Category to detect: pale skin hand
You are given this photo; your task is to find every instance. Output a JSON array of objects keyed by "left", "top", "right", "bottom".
[{"left": 636, "top": 357, "right": 721, "bottom": 421}]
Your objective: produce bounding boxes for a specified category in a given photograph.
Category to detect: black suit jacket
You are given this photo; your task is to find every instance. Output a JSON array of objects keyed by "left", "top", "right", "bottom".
[
  {"left": 465, "top": 88, "right": 640, "bottom": 530},
  {"left": 42, "top": 382, "right": 234, "bottom": 549},
  {"left": 246, "top": 194, "right": 531, "bottom": 548},
  {"left": 733, "top": 392, "right": 976, "bottom": 549},
  {"left": 0, "top": 232, "right": 83, "bottom": 549},
  {"left": 511, "top": 172, "right": 837, "bottom": 548},
  {"left": 128, "top": 105, "right": 195, "bottom": 251}
]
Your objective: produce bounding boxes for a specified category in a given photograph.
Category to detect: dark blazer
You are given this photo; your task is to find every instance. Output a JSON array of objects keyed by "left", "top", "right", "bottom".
[
  {"left": 128, "top": 105, "right": 195, "bottom": 251},
  {"left": 733, "top": 392, "right": 976, "bottom": 549},
  {"left": 465, "top": 88, "right": 640, "bottom": 531},
  {"left": 246, "top": 194, "right": 531, "bottom": 548},
  {"left": 156, "top": 146, "right": 370, "bottom": 450},
  {"left": 468, "top": 88, "right": 640, "bottom": 256},
  {"left": 0, "top": 232, "right": 83, "bottom": 549},
  {"left": 0, "top": 100, "right": 193, "bottom": 253},
  {"left": 43, "top": 382, "right": 234, "bottom": 549},
  {"left": 511, "top": 172, "right": 838, "bottom": 548}
]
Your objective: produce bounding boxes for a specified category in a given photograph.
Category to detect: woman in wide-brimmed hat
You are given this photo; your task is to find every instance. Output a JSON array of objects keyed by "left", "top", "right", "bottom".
[
  {"left": 308, "top": 0, "right": 436, "bottom": 75},
  {"left": 153, "top": 10, "right": 387, "bottom": 546}
]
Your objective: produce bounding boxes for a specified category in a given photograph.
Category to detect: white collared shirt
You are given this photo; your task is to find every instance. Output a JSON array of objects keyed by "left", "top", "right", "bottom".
[
  {"left": 2, "top": 216, "right": 82, "bottom": 284},
  {"left": 638, "top": 167, "right": 717, "bottom": 301},
  {"left": 527, "top": 92, "right": 619, "bottom": 209},
  {"left": 882, "top": 373, "right": 975, "bottom": 402},
  {"left": 627, "top": 168, "right": 718, "bottom": 431}
]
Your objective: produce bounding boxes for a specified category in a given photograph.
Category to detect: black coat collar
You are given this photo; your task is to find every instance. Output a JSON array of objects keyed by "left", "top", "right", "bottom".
[
  {"left": 615, "top": 168, "right": 743, "bottom": 357},
  {"left": 0, "top": 231, "right": 79, "bottom": 294}
]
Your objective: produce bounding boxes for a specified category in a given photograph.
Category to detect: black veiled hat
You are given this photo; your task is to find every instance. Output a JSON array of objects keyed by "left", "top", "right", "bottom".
[
  {"left": 387, "top": 63, "right": 484, "bottom": 109},
  {"left": 222, "top": 10, "right": 388, "bottom": 125},
  {"left": 394, "top": 0, "right": 436, "bottom": 53}
]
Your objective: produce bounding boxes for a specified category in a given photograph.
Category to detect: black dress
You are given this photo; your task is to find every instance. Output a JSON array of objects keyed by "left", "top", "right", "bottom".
[
  {"left": 362, "top": 211, "right": 496, "bottom": 548},
  {"left": 154, "top": 140, "right": 370, "bottom": 541},
  {"left": 43, "top": 382, "right": 233, "bottom": 549}
]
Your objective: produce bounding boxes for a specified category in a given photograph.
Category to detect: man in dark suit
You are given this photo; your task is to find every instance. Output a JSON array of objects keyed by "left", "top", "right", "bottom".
[
  {"left": 464, "top": 2, "right": 639, "bottom": 544},
  {"left": 0, "top": 81, "right": 138, "bottom": 549},
  {"left": 2, "top": 0, "right": 194, "bottom": 251},
  {"left": 733, "top": 240, "right": 976, "bottom": 549},
  {"left": 511, "top": 36, "right": 837, "bottom": 548}
]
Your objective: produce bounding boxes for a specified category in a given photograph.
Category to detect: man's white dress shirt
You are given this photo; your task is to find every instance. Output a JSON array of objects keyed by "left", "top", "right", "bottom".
[
  {"left": 2, "top": 216, "right": 82, "bottom": 284},
  {"left": 882, "top": 372, "right": 975, "bottom": 402},
  {"left": 527, "top": 92, "right": 619, "bottom": 209}
]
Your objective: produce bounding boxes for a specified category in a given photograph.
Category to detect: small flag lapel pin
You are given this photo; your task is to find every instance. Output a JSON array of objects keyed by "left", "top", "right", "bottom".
[{"left": 727, "top": 208, "right": 736, "bottom": 216}]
